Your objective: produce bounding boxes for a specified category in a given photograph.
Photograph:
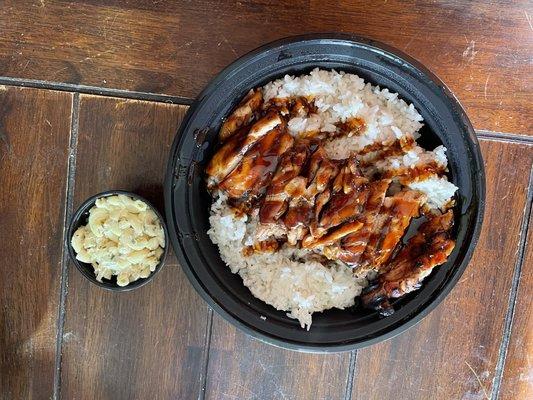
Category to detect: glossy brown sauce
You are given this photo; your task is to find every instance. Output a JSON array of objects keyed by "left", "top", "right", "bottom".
[
  {"left": 335, "top": 117, "right": 366, "bottom": 137},
  {"left": 358, "top": 135, "right": 416, "bottom": 166},
  {"left": 208, "top": 95, "right": 455, "bottom": 286},
  {"left": 384, "top": 161, "right": 445, "bottom": 183}
]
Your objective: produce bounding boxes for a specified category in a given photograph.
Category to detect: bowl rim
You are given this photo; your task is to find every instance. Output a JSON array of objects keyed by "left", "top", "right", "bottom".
[
  {"left": 67, "top": 189, "right": 169, "bottom": 291},
  {"left": 164, "top": 33, "right": 486, "bottom": 352}
]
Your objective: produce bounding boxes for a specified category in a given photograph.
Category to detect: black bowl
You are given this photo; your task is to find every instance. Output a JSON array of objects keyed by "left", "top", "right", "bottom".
[
  {"left": 164, "top": 34, "right": 485, "bottom": 351},
  {"left": 67, "top": 190, "right": 169, "bottom": 291}
]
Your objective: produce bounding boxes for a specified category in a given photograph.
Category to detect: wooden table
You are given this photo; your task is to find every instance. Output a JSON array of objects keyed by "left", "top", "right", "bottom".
[{"left": 1, "top": 1, "right": 532, "bottom": 399}]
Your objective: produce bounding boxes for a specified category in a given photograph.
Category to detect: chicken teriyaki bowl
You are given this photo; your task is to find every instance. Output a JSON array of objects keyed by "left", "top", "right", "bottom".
[
  {"left": 206, "top": 68, "right": 458, "bottom": 330},
  {"left": 165, "top": 34, "right": 484, "bottom": 351}
]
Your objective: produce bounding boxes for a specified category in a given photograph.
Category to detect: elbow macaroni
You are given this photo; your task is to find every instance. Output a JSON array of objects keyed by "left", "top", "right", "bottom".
[{"left": 71, "top": 195, "right": 165, "bottom": 286}]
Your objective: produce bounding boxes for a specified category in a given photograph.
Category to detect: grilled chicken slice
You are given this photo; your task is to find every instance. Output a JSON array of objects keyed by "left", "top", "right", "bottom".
[
  {"left": 219, "top": 128, "right": 294, "bottom": 200},
  {"left": 291, "top": 97, "right": 312, "bottom": 118},
  {"left": 358, "top": 134, "right": 416, "bottom": 168},
  {"left": 302, "top": 220, "right": 363, "bottom": 249},
  {"left": 310, "top": 150, "right": 339, "bottom": 194},
  {"left": 361, "top": 211, "right": 455, "bottom": 314},
  {"left": 283, "top": 178, "right": 314, "bottom": 245},
  {"left": 219, "top": 89, "right": 263, "bottom": 142},
  {"left": 318, "top": 158, "right": 369, "bottom": 232},
  {"left": 282, "top": 147, "right": 339, "bottom": 245},
  {"left": 206, "top": 111, "right": 283, "bottom": 188},
  {"left": 385, "top": 163, "right": 445, "bottom": 186},
  {"left": 359, "top": 189, "right": 426, "bottom": 271},
  {"left": 330, "top": 179, "right": 391, "bottom": 265},
  {"left": 304, "top": 158, "right": 371, "bottom": 247},
  {"left": 314, "top": 189, "right": 331, "bottom": 221},
  {"left": 259, "top": 142, "right": 310, "bottom": 223},
  {"left": 335, "top": 117, "right": 366, "bottom": 138}
]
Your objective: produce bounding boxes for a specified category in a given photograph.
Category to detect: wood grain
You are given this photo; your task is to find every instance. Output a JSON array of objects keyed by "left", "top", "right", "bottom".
[
  {"left": 0, "top": 86, "right": 72, "bottom": 399},
  {"left": 501, "top": 199, "right": 533, "bottom": 400},
  {"left": 59, "top": 96, "right": 208, "bottom": 400},
  {"left": 350, "top": 140, "right": 533, "bottom": 400},
  {"left": 205, "top": 314, "right": 351, "bottom": 400},
  {"left": 1, "top": 0, "right": 531, "bottom": 133}
]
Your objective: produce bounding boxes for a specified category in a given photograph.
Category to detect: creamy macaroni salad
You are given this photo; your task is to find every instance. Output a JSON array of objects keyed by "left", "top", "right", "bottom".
[{"left": 71, "top": 194, "right": 165, "bottom": 286}]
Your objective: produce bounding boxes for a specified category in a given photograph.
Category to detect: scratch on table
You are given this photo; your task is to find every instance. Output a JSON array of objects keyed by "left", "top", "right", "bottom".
[
  {"left": 484, "top": 73, "right": 491, "bottom": 100},
  {"left": 221, "top": 393, "right": 241, "bottom": 400},
  {"left": 21, "top": 59, "right": 30, "bottom": 72},
  {"left": 110, "top": 13, "right": 118, "bottom": 29},
  {"left": 0, "top": 126, "right": 12, "bottom": 157},
  {"left": 62, "top": 331, "right": 78, "bottom": 343},
  {"left": 45, "top": 119, "right": 52, "bottom": 128},
  {"left": 115, "top": 100, "right": 130, "bottom": 109},
  {"left": 273, "top": 386, "right": 289, "bottom": 400},
  {"left": 465, "top": 360, "right": 490, "bottom": 400},
  {"left": 50, "top": 66, "right": 69, "bottom": 79},
  {"left": 525, "top": 11, "right": 533, "bottom": 32},
  {"left": 403, "top": 36, "right": 415, "bottom": 51},
  {"left": 462, "top": 40, "right": 478, "bottom": 62},
  {"left": 256, "top": 358, "right": 271, "bottom": 374},
  {"left": 222, "top": 34, "right": 238, "bottom": 57},
  {"left": 103, "top": 12, "right": 119, "bottom": 40},
  {"left": 175, "top": 41, "right": 193, "bottom": 51},
  {"left": 235, "top": 383, "right": 257, "bottom": 399},
  {"left": 79, "top": 49, "right": 113, "bottom": 63},
  {"left": 458, "top": 272, "right": 473, "bottom": 285}
]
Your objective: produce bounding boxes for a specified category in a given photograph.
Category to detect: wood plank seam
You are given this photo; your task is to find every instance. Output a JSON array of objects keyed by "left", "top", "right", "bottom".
[
  {"left": 477, "top": 131, "right": 533, "bottom": 145},
  {"left": 0, "top": 77, "right": 531, "bottom": 143},
  {"left": 198, "top": 308, "right": 214, "bottom": 400},
  {"left": 344, "top": 350, "right": 357, "bottom": 400},
  {"left": 3, "top": 86, "right": 525, "bottom": 398},
  {"left": 491, "top": 166, "right": 533, "bottom": 400},
  {"left": 0, "top": 76, "right": 193, "bottom": 107},
  {"left": 53, "top": 92, "right": 80, "bottom": 400}
]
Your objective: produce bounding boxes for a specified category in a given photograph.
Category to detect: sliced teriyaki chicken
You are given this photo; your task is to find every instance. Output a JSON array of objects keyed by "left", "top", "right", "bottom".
[
  {"left": 361, "top": 211, "right": 455, "bottom": 315},
  {"left": 359, "top": 189, "right": 426, "bottom": 272},
  {"left": 357, "top": 134, "right": 416, "bottom": 168},
  {"left": 259, "top": 141, "right": 310, "bottom": 224},
  {"left": 367, "top": 141, "right": 448, "bottom": 185},
  {"left": 335, "top": 117, "right": 366, "bottom": 138},
  {"left": 302, "top": 158, "right": 372, "bottom": 249},
  {"left": 290, "top": 97, "right": 314, "bottom": 118},
  {"left": 302, "top": 220, "right": 363, "bottom": 249},
  {"left": 219, "top": 128, "right": 294, "bottom": 201},
  {"left": 283, "top": 147, "right": 339, "bottom": 245},
  {"left": 219, "top": 89, "right": 263, "bottom": 142},
  {"left": 205, "top": 111, "right": 283, "bottom": 188},
  {"left": 323, "top": 179, "right": 391, "bottom": 265},
  {"left": 313, "top": 158, "right": 369, "bottom": 234},
  {"left": 281, "top": 177, "right": 312, "bottom": 245}
]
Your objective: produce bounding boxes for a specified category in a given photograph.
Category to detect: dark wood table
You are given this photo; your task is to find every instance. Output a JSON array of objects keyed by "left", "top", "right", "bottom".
[{"left": 1, "top": 1, "right": 532, "bottom": 399}]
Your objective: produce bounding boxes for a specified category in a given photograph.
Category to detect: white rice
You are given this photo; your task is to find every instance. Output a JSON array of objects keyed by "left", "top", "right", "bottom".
[
  {"left": 209, "top": 69, "right": 458, "bottom": 328},
  {"left": 408, "top": 177, "right": 458, "bottom": 209},
  {"left": 264, "top": 68, "right": 457, "bottom": 211},
  {"left": 208, "top": 194, "right": 369, "bottom": 329},
  {"left": 264, "top": 68, "right": 424, "bottom": 156}
]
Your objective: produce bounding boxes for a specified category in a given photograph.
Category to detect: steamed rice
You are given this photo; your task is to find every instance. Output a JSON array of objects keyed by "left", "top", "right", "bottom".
[
  {"left": 208, "top": 194, "right": 369, "bottom": 329},
  {"left": 208, "top": 69, "right": 458, "bottom": 329}
]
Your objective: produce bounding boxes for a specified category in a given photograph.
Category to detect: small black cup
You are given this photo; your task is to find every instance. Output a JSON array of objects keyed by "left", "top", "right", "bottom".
[{"left": 67, "top": 190, "right": 169, "bottom": 291}]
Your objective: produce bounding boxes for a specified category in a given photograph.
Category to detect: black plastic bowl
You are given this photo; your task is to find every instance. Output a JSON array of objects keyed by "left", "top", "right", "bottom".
[
  {"left": 164, "top": 34, "right": 485, "bottom": 351},
  {"left": 67, "top": 190, "right": 169, "bottom": 291}
]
